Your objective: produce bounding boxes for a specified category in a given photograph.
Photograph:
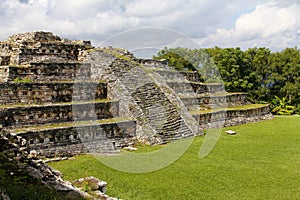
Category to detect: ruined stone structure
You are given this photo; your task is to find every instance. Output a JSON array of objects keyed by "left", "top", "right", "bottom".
[
  {"left": 0, "top": 31, "right": 273, "bottom": 157},
  {"left": 0, "top": 128, "right": 117, "bottom": 200}
]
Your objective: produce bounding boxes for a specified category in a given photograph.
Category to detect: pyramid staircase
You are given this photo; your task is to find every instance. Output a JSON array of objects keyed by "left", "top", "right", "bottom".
[{"left": 0, "top": 32, "right": 136, "bottom": 157}]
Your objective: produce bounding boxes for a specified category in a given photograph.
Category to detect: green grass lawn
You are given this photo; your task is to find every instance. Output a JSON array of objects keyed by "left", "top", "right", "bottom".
[{"left": 49, "top": 116, "right": 300, "bottom": 200}]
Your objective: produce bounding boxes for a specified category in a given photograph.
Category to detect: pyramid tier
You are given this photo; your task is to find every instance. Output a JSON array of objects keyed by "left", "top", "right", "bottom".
[
  {"left": 180, "top": 92, "right": 249, "bottom": 111},
  {"left": 0, "top": 100, "right": 119, "bottom": 128},
  {"left": 0, "top": 81, "right": 107, "bottom": 105},
  {"left": 11, "top": 118, "right": 136, "bottom": 157},
  {"left": 2, "top": 31, "right": 92, "bottom": 65},
  {"left": 0, "top": 62, "right": 92, "bottom": 82},
  {"left": 167, "top": 81, "right": 225, "bottom": 95},
  {"left": 191, "top": 104, "right": 272, "bottom": 129},
  {"left": 154, "top": 69, "right": 200, "bottom": 82}
]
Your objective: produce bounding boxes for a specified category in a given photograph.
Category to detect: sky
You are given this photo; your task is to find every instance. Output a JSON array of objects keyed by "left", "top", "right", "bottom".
[{"left": 1, "top": 0, "right": 300, "bottom": 55}]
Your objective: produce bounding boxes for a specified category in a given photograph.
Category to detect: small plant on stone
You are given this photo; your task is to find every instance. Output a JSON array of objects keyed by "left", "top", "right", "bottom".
[{"left": 82, "top": 181, "right": 92, "bottom": 193}]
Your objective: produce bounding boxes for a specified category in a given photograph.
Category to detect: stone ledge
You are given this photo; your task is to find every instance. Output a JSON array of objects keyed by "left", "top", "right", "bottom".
[
  {"left": 191, "top": 104, "right": 273, "bottom": 129},
  {"left": 190, "top": 104, "right": 270, "bottom": 115},
  {"left": 9, "top": 118, "right": 136, "bottom": 157},
  {"left": 167, "top": 81, "right": 225, "bottom": 94},
  {"left": 0, "top": 62, "right": 92, "bottom": 82},
  {"left": 180, "top": 92, "right": 249, "bottom": 111},
  {"left": 0, "top": 100, "right": 120, "bottom": 128}
]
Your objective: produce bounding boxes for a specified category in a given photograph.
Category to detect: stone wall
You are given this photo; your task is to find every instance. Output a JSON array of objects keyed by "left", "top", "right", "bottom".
[
  {"left": 135, "top": 58, "right": 168, "bottom": 68},
  {"left": 0, "top": 66, "right": 9, "bottom": 82},
  {"left": 0, "top": 56, "right": 10, "bottom": 66},
  {"left": 15, "top": 43, "right": 82, "bottom": 65},
  {"left": 0, "top": 31, "right": 93, "bottom": 65},
  {"left": 193, "top": 105, "right": 273, "bottom": 129},
  {"left": 0, "top": 128, "right": 118, "bottom": 200},
  {"left": 167, "top": 81, "right": 225, "bottom": 94},
  {"left": 0, "top": 62, "right": 91, "bottom": 82},
  {"left": 0, "top": 101, "right": 119, "bottom": 128},
  {"left": 181, "top": 93, "right": 248, "bottom": 111},
  {"left": 0, "top": 82, "right": 107, "bottom": 105},
  {"left": 155, "top": 70, "right": 200, "bottom": 82},
  {"left": 15, "top": 120, "right": 136, "bottom": 157}
]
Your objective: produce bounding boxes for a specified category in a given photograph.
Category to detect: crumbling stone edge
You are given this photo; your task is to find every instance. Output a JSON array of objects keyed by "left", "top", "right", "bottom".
[{"left": 0, "top": 126, "right": 118, "bottom": 200}]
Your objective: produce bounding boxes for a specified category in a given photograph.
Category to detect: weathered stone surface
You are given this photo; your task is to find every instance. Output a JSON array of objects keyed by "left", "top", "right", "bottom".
[
  {"left": 73, "top": 176, "right": 107, "bottom": 193},
  {"left": 0, "top": 129, "right": 117, "bottom": 200},
  {"left": 192, "top": 105, "right": 273, "bottom": 129},
  {"left": 17, "top": 120, "right": 136, "bottom": 157},
  {"left": 167, "top": 81, "right": 224, "bottom": 95},
  {"left": 0, "top": 82, "right": 107, "bottom": 105},
  {"left": 0, "top": 62, "right": 92, "bottom": 83},
  {"left": 181, "top": 92, "right": 248, "bottom": 111},
  {"left": 1, "top": 31, "right": 93, "bottom": 65},
  {"left": 155, "top": 69, "right": 200, "bottom": 82},
  {"left": 85, "top": 49, "right": 196, "bottom": 144},
  {"left": 0, "top": 100, "right": 119, "bottom": 128}
]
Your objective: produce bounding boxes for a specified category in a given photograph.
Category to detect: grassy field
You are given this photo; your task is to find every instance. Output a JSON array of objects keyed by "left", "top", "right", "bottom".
[{"left": 49, "top": 116, "right": 300, "bottom": 200}]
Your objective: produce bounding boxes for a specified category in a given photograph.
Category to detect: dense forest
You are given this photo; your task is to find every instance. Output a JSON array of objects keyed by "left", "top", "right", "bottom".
[{"left": 154, "top": 47, "right": 300, "bottom": 115}]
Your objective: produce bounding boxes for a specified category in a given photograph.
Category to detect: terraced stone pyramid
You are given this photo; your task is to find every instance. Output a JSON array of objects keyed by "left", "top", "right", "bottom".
[
  {"left": 0, "top": 31, "right": 273, "bottom": 157},
  {"left": 0, "top": 32, "right": 136, "bottom": 157}
]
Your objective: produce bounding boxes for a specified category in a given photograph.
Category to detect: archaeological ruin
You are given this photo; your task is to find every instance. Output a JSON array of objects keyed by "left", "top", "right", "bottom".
[{"left": 0, "top": 31, "right": 273, "bottom": 157}]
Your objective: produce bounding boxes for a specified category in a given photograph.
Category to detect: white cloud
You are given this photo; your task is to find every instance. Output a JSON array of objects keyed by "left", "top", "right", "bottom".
[
  {"left": 0, "top": 0, "right": 299, "bottom": 51},
  {"left": 203, "top": 2, "right": 300, "bottom": 50},
  {"left": 124, "top": 0, "right": 182, "bottom": 18}
]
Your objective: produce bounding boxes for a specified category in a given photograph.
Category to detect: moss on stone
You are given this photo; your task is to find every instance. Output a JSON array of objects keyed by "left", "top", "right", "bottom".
[
  {"left": 11, "top": 117, "right": 133, "bottom": 133},
  {"left": 190, "top": 104, "right": 269, "bottom": 115}
]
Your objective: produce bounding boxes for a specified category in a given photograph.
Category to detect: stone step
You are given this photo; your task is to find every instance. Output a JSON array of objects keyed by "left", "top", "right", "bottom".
[
  {"left": 167, "top": 81, "right": 225, "bottom": 95},
  {"left": 0, "top": 81, "right": 107, "bottom": 105},
  {"left": 179, "top": 92, "right": 249, "bottom": 111},
  {"left": 131, "top": 82, "right": 193, "bottom": 143},
  {"left": 190, "top": 104, "right": 273, "bottom": 129},
  {"left": 10, "top": 118, "right": 136, "bottom": 157},
  {"left": 0, "top": 100, "right": 119, "bottom": 128}
]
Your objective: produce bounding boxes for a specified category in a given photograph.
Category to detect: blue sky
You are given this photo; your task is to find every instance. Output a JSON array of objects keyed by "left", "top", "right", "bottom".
[{"left": 0, "top": 0, "right": 300, "bottom": 53}]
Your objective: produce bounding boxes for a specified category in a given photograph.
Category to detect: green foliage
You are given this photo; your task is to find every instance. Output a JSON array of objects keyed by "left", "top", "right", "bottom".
[
  {"left": 153, "top": 47, "right": 198, "bottom": 71},
  {"left": 153, "top": 47, "right": 222, "bottom": 82},
  {"left": 271, "top": 95, "right": 295, "bottom": 115},
  {"left": 49, "top": 116, "right": 300, "bottom": 199},
  {"left": 13, "top": 77, "right": 32, "bottom": 83},
  {"left": 82, "top": 181, "right": 92, "bottom": 193}
]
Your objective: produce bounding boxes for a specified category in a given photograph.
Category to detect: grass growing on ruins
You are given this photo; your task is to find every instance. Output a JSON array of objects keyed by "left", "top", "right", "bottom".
[
  {"left": 49, "top": 116, "right": 300, "bottom": 200},
  {"left": 190, "top": 103, "right": 268, "bottom": 115}
]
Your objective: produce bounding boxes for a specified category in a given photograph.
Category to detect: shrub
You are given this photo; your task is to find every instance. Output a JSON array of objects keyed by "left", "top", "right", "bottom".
[{"left": 271, "top": 96, "right": 294, "bottom": 115}]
